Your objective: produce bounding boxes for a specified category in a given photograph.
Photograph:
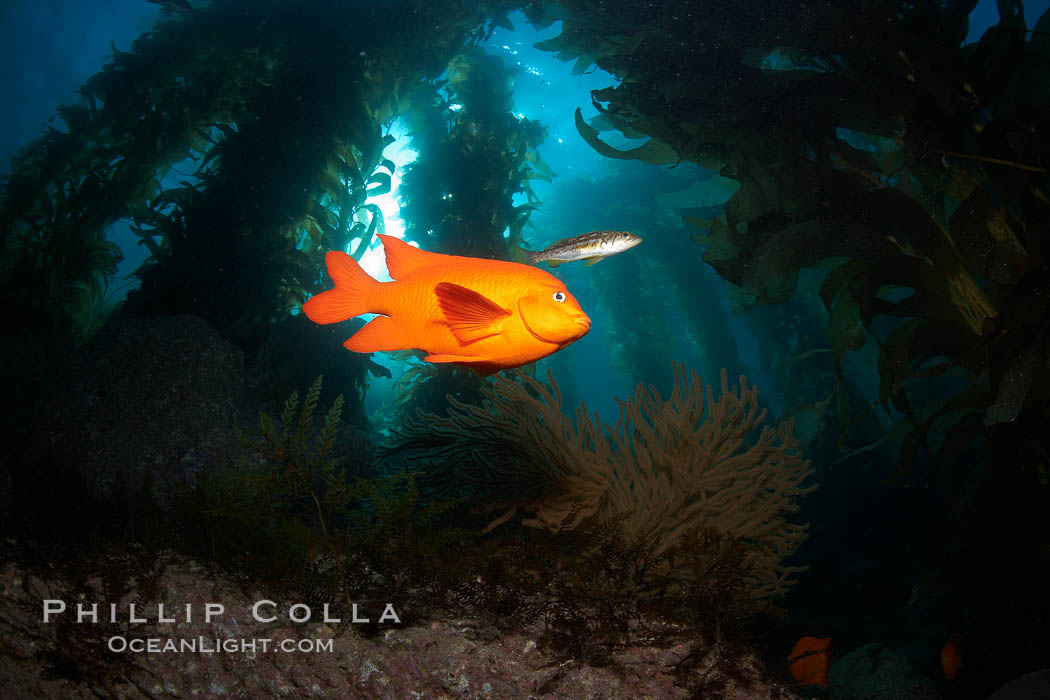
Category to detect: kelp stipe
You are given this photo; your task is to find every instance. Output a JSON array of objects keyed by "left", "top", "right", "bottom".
[{"left": 388, "top": 45, "right": 551, "bottom": 421}]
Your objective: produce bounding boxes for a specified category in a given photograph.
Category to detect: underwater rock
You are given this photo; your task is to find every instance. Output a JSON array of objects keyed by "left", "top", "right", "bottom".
[
  {"left": 829, "top": 642, "right": 938, "bottom": 700},
  {"left": 988, "top": 669, "right": 1050, "bottom": 700},
  {"left": 1, "top": 313, "right": 374, "bottom": 543},
  {"left": 4, "top": 315, "right": 373, "bottom": 517},
  {"left": 0, "top": 550, "right": 796, "bottom": 699},
  {"left": 11, "top": 315, "right": 248, "bottom": 511}
]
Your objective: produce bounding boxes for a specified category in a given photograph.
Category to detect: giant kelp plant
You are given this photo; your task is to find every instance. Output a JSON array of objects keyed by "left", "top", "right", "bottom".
[
  {"left": 527, "top": 0, "right": 1050, "bottom": 672},
  {"left": 531, "top": 0, "right": 1049, "bottom": 461},
  {"left": 398, "top": 47, "right": 548, "bottom": 259},
  {"left": 0, "top": 0, "right": 517, "bottom": 355},
  {"left": 536, "top": 0, "right": 1050, "bottom": 468},
  {"left": 390, "top": 44, "right": 552, "bottom": 419}
]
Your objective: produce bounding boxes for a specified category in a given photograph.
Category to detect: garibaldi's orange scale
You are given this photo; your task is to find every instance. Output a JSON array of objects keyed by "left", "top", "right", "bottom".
[{"left": 302, "top": 234, "right": 591, "bottom": 375}]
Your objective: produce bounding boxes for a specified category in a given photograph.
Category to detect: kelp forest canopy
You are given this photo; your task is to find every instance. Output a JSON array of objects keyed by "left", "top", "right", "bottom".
[
  {"left": 1, "top": 0, "right": 1049, "bottom": 626},
  {"left": 0, "top": 0, "right": 531, "bottom": 353}
]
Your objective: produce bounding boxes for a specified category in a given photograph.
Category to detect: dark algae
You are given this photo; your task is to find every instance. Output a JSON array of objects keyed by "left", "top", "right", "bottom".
[{"left": 1, "top": 0, "right": 1049, "bottom": 697}]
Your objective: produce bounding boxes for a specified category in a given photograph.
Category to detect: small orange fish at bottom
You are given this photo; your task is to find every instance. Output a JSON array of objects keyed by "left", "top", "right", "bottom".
[
  {"left": 789, "top": 636, "right": 832, "bottom": 686},
  {"left": 941, "top": 633, "right": 964, "bottom": 680}
]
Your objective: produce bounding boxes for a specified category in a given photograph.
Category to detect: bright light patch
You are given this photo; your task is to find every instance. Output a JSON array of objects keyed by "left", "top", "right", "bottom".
[
  {"left": 449, "top": 103, "right": 463, "bottom": 112},
  {"left": 355, "top": 118, "right": 418, "bottom": 282}
]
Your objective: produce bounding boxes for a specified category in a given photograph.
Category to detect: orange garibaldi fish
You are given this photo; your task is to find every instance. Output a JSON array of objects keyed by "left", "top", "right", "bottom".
[{"left": 302, "top": 234, "right": 592, "bottom": 375}]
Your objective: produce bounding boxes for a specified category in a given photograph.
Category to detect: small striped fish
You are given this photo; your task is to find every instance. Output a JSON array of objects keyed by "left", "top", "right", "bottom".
[{"left": 519, "top": 230, "right": 642, "bottom": 267}]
